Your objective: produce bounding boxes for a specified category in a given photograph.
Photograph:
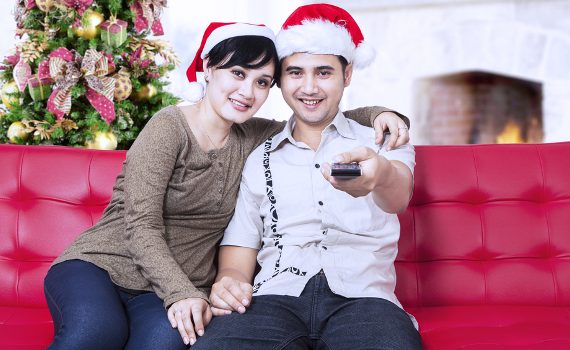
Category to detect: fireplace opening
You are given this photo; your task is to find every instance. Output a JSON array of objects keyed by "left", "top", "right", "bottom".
[{"left": 415, "top": 71, "right": 543, "bottom": 144}]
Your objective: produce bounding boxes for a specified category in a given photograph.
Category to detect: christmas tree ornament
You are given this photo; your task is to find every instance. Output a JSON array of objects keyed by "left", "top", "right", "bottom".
[
  {"left": 85, "top": 130, "right": 118, "bottom": 150},
  {"left": 82, "top": 49, "right": 116, "bottom": 123},
  {"left": 113, "top": 68, "right": 132, "bottom": 101},
  {"left": 80, "top": 9, "right": 105, "bottom": 40},
  {"left": 35, "top": 0, "right": 54, "bottom": 12},
  {"left": 27, "top": 77, "right": 53, "bottom": 101},
  {"left": 47, "top": 48, "right": 80, "bottom": 119},
  {"left": 101, "top": 18, "right": 128, "bottom": 48},
  {"left": 13, "top": 57, "right": 32, "bottom": 92},
  {"left": 7, "top": 121, "right": 29, "bottom": 142},
  {"left": 1, "top": 81, "right": 21, "bottom": 110},
  {"left": 131, "top": 0, "right": 166, "bottom": 36},
  {"left": 133, "top": 83, "right": 157, "bottom": 101}
]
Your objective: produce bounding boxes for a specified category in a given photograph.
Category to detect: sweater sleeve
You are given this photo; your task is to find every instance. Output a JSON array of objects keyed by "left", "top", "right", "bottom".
[
  {"left": 344, "top": 106, "right": 411, "bottom": 129},
  {"left": 123, "top": 110, "right": 207, "bottom": 308}
]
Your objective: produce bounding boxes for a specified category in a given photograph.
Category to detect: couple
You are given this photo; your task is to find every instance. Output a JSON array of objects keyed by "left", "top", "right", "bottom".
[{"left": 44, "top": 3, "right": 421, "bottom": 350}]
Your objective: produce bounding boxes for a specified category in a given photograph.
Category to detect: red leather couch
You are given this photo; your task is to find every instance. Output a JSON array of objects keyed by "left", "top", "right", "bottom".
[{"left": 1, "top": 143, "right": 569, "bottom": 349}]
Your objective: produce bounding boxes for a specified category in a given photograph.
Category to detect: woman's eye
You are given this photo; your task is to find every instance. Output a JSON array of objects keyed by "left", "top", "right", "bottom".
[
  {"left": 232, "top": 70, "right": 245, "bottom": 78},
  {"left": 257, "top": 79, "right": 270, "bottom": 88}
]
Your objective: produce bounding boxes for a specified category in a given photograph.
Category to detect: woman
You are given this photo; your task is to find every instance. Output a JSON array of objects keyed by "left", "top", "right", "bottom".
[{"left": 44, "top": 22, "right": 410, "bottom": 349}]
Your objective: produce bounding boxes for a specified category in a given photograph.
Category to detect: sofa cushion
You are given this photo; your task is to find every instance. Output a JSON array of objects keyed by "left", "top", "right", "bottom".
[{"left": 410, "top": 306, "right": 570, "bottom": 350}]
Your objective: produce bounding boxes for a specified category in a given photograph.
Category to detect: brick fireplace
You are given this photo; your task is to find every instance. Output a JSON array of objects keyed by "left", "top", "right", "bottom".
[{"left": 416, "top": 71, "right": 543, "bottom": 144}]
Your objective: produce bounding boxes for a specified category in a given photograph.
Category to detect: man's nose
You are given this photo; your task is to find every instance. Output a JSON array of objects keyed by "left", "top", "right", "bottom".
[{"left": 301, "top": 75, "right": 319, "bottom": 94}]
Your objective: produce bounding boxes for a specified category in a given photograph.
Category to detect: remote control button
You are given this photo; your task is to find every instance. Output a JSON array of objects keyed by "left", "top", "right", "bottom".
[{"left": 318, "top": 201, "right": 323, "bottom": 206}]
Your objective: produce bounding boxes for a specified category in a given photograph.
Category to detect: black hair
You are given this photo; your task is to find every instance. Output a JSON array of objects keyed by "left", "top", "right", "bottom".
[{"left": 206, "top": 36, "right": 278, "bottom": 86}]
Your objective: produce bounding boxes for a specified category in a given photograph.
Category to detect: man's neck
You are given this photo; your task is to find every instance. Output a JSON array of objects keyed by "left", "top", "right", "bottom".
[{"left": 291, "top": 111, "right": 339, "bottom": 151}]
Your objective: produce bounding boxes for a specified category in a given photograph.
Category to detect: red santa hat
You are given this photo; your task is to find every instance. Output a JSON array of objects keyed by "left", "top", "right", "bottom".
[
  {"left": 186, "top": 22, "right": 275, "bottom": 103},
  {"left": 276, "top": 3, "right": 375, "bottom": 69}
]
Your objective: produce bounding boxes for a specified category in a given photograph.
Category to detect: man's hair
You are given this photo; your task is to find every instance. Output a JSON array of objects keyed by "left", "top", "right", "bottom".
[
  {"left": 206, "top": 36, "right": 279, "bottom": 86},
  {"left": 275, "top": 55, "right": 349, "bottom": 88}
]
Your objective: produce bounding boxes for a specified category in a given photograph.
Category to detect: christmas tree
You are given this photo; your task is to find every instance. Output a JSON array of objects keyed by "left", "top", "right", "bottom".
[{"left": 0, "top": 0, "right": 180, "bottom": 150}]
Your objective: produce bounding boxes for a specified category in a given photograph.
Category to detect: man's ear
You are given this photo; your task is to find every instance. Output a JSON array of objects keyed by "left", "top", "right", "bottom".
[{"left": 344, "top": 63, "right": 353, "bottom": 87}]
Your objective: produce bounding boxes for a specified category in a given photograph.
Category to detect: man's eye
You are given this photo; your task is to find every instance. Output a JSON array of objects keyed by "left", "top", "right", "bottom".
[
  {"left": 319, "top": 71, "right": 332, "bottom": 76},
  {"left": 289, "top": 71, "right": 301, "bottom": 77}
]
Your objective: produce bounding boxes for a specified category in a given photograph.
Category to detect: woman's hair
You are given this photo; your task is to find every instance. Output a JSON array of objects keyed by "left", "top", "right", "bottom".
[{"left": 206, "top": 36, "right": 279, "bottom": 85}]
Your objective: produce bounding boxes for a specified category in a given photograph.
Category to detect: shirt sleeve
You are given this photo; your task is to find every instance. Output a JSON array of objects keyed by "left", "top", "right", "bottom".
[
  {"left": 344, "top": 106, "right": 411, "bottom": 129},
  {"left": 220, "top": 153, "right": 264, "bottom": 249},
  {"left": 123, "top": 110, "right": 208, "bottom": 308},
  {"left": 379, "top": 142, "right": 416, "bottom": 175}
]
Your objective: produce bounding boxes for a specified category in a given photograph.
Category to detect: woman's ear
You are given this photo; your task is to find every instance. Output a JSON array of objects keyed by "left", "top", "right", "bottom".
[{"left": 203, "top": 57, "right": 211, "bottom": 83}]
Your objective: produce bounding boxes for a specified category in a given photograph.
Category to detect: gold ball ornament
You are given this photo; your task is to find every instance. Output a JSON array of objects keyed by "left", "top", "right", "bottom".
[
  {"left": 113, "top": 69, "right": 132, "bottom": 102},
  {"left": 35, "top": 0, "right": 54, "bottom": 12},
  {"left": 85, "top": 131, "right": 118, "bottom": 150},
  {"left": 79, "top": 9, "right": 105, "bottom": 40},
  {"left": 133, "top": 83, "right": 158, "bottom": 101},
  {"left": 1, "top": 81, "right": 21, "bottom": 110},
  {"left": 7, "top": 121, "right": 29, "bottom": 143}
]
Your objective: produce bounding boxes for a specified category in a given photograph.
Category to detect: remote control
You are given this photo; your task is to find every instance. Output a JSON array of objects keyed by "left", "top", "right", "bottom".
[{"left": 330, "top": 162, "right": 362, "bottom": 178}]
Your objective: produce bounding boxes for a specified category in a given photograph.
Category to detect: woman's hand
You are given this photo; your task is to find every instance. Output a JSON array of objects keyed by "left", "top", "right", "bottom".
[
  {"left": 167, "top": 297, "right": 212, "bottom": 346},
  {"left": 373, "top": 112, "right": 410, "bottom": 150}
]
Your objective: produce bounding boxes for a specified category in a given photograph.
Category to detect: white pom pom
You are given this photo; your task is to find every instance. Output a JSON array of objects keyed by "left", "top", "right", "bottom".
[
  {"left": 187, "top": 82, "right": 205, "bottom": 103},
  {"left": 353, "top": 41, "right": 376, "bottom": 69}
]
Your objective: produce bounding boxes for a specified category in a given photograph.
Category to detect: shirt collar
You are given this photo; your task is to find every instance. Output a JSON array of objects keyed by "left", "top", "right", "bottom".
[{"left": 267, "top": 110, "right": 357, "bottom": 152}]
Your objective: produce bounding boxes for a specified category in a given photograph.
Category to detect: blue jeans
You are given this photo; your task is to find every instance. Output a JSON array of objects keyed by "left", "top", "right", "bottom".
[
  {"left": 44, "top": 260, "right": 187, "bottom": 350},
  {"left": 193, "top": 272, "right": 422, "bottom": 350}
]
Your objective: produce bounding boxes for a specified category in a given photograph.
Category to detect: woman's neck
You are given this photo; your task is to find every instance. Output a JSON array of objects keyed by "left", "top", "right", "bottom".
[{"left": 182, "top": 100, "right": 233, "bottom": 151}]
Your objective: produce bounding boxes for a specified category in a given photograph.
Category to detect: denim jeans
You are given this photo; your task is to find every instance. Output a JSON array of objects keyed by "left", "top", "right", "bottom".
[
  {"left": 193, "top": 272, "right": 422, "bottom": 350},
  {"left": 44, "top": 259, "right": 187, "bottom": 350}
]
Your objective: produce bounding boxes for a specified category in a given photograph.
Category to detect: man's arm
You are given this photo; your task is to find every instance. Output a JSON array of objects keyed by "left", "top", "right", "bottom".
[
  {"left": 321, "top": 147, "right": 414, "bottom": 213},
  {"left": 209, "top": 246, "right": 258, "bottom": 316}
]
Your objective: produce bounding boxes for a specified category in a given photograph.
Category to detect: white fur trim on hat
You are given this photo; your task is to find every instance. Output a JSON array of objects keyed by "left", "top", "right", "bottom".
[
  {"left": 202, "top": 23, "right": 276, "bottom": 59},
  {"left": 276, "top": 19, "right": 375, "bottom": 69}
]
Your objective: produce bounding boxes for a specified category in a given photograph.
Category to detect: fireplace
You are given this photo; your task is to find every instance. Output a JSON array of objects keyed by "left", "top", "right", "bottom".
[{"left": 415, "top": 71, "right": 543, "bottom": 145}]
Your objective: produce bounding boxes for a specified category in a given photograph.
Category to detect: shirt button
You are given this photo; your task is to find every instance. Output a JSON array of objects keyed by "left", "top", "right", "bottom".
[
  {"left": 314, "top": 163, "right": 320, "bottom": 168},
  {"left": 322, "top": 246, "right": 328, "bottom": 250},
  {"left": 322, "top": 230, "right": 327, "bottom": 235},
  {"left": 210, "top": 153, "right": 217, "bottom": 160},
  {"left": 318, "top": 201, "right": 324, "bottom": 206},
  {"left": 216, "top": 201, "right": 221, "bottom": 206},
  {"left": 218, "top": 188, "right": 223, "bottom": 193}
]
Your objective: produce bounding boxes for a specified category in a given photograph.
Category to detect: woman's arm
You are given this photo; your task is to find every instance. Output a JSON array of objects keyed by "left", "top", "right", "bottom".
[{"left": 123, "top": 110, "right": 206, "bottom": 308}]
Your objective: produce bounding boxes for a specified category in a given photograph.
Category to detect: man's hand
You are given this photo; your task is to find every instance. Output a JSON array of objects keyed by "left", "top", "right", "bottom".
[
  {"left": 167, "top": 297, "right": 212, "bottom": 346},
  {"left": 209, "top": 276, "right": 253, "bottom": 316},
  {"left": 373, "top": 112, "right": 409, "bottom": 150},
  {"left": 321, "top": 146, "right": 389, "bottom": 198}
]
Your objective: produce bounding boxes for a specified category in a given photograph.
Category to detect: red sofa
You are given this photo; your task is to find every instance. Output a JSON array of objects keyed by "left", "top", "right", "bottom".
[{"left": 1, "top": 143, "right": 569, "bottom": 349}]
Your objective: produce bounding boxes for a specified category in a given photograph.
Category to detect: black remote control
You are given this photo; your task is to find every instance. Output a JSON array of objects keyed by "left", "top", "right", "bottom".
[{"left": 330, "top": 162, "right": 362, "bottom": 178}]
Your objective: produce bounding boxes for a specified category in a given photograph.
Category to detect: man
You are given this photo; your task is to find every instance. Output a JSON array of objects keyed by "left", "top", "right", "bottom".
[{"left": 193, "top": 4, "right": 422, "bottom": 349}]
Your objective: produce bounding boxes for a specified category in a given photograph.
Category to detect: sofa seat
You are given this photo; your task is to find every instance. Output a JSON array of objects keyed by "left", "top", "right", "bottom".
[
  {"left": 0, "top": 307, "right": 53, "bottom": 349},
  {"left": 410, "top": 305, "right": 570, "bottom": 349}
]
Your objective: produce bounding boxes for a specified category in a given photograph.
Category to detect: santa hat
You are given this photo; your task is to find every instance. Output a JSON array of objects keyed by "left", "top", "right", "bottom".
[
  {"left": 186, "top": 22, "right": 275, "bottom": 103},
  {"left": 276, "top": 3, "right": 375, "bottom": 69}
]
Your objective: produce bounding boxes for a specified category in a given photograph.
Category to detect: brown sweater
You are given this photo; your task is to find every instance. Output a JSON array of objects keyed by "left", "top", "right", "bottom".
[{"left": 54, "top": 105, "right": 403, "bottom": 308}]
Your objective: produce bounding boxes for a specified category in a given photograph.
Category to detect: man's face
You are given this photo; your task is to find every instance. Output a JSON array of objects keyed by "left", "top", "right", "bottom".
[{"left": 279, "top": 53, "right": 352, "bottom": 128}]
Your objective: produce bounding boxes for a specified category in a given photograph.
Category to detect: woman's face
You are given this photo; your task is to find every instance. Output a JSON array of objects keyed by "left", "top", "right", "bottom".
[{"left": 205, "top": 60, "right": 276, "bottom": 124}]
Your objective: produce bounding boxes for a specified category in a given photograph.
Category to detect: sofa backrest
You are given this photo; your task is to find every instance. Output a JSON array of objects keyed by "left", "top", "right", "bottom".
[
  {"left": 2, "top": 143, "right": 569, "bottom": 309},
  {"left": 395, "top": 143, "right": 570, "bottom": 307},
  {"left": 0, "top": 144, "right": 126, "bottom": 308}
]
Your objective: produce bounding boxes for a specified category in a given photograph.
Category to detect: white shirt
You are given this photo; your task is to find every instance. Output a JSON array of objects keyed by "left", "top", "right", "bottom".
[{"left": 221, "top": 111, "right": 415, "bottom": 311}]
